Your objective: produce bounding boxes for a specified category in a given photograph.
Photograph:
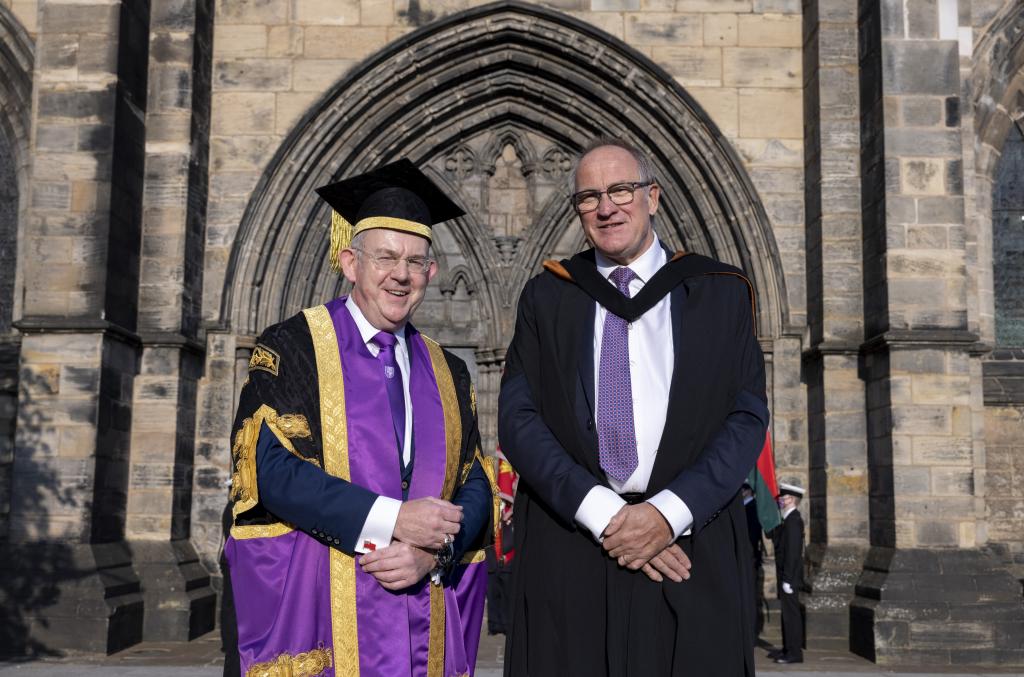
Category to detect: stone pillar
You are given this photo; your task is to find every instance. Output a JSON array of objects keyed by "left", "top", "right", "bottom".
[
  {"left": 801, "top": 0, "right": 870, "bottom": 650},
  {"left": 123, "top": 0, "right": 215, "bottom": 643},
  {"left": 2, "top": 0, "right": 150, "bottom": 655},
  {"left": 849, "top": 0, "right": 1024, "bottom": 666},
  {"left": 474, "top": 347, "right": 504, "bottom": 457}
]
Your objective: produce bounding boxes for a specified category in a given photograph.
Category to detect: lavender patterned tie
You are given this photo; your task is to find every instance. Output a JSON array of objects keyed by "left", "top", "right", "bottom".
[
  {"left": 598, "top": 266, "right": 639, "bottom": 483},
  {"left": 374, "top": 331, "right": 406, "bottom": 460}
]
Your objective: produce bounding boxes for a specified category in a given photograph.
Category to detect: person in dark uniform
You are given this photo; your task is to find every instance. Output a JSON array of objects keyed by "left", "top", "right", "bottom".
[{"left": 771, "top": 482, "right": 805, "bottom": 664}]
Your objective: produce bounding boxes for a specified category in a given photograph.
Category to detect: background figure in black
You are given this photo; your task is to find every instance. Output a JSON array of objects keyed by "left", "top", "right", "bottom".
[
  {"left": 771, "top": 482, "right": 805, "bottom": 664},
  {"left": 486, "top": 450, "right": 517, "bottom": 634},
  {"left": 741, "top": 482, "right": 766, "bottom": 643}
]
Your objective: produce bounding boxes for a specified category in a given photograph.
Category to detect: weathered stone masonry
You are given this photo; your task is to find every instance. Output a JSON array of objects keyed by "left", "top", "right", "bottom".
[{"left": 0, "top": 0, "right": 1020, "bottom": 664}]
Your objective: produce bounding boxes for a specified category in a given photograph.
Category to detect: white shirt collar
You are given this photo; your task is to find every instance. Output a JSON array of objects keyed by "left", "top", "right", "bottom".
[
  {"left": 782, "top": 505, "right": 798, "bottom": 521},
  {"left": 345, "top": 295, "right": 407, "bottom": 351},
  {"left": 595, "top": 233, "right": 665, "bottom": 284}
]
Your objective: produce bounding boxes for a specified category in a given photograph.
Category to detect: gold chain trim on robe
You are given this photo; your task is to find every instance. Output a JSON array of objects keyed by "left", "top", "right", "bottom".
[
  {"left": 302, "top": 305, "right": 359, "bottom": 677},
  {"left": 246, "top": 646, "right": 333, "bottom": 677},
  {"left": 231, "top": 522, "right": 295, "bottom": 540},
  {"left": 422, "top": 335, "right": 464, "bottom": 677}
]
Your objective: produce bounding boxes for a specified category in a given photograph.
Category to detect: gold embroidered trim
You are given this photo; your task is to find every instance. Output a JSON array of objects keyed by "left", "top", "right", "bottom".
[
  {"left": 459, "top": 548, "right": 487, "bottom": 565},
  {"left": 249, "top": 344, "right": 281, "bottom": 376},
  {"left": 422, "top": 336, "right": 463, "bottom": 677},
  {"left": 470, "top": 384, "right": 477, "bottom": 417},
  {"left": 275, "top": 413, "right": 312, "bottom": 439},
  {"left": 423, "top": 337, "right": 462, "bottom": 503},
  {"left": 478, "top": 450, "right": 502, "bottom": 553},
  {"left": 231, "top": 405, "right": 321, "bottom": 521},
  {"left": 330, "top": 213, "right": 433, "bottom": 274},
  {"left": 428, "top": 582, "right": 446, "bottom": 677},
  {"left": 230, "top": 404, "right": 272, "bottom": 516},
  {"left": 354, "top": 216, "right": 432, "bottom": 241},
  {"left": 303, "top": 305, "right": 359, "bottom": 677},
  {"left": 246, "top": 646, "right": 333, "bottom": 677},
  {"left": 231, "top": 522, "right": 295, "bottom": 540}
]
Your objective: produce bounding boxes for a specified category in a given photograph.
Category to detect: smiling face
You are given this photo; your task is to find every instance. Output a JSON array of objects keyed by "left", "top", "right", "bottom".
[
  {"left": 574, "top": 145, "right": 660, "bottom": 266},
  {"left": 339, "top": 228, "right": 437, "bottom": 332}
]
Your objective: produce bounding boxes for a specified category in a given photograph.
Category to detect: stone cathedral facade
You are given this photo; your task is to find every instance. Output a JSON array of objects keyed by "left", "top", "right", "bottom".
[{"left": 0, "top": 0, "right": 1022, "bottom": 665}]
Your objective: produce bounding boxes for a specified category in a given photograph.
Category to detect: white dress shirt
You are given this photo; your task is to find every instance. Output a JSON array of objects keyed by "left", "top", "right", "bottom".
[
  {"left": 346, "top": 295, "right": 412, "bottom": 553},
  {"left": 574, "top": 236, "right": 695, "bottom": 541}
]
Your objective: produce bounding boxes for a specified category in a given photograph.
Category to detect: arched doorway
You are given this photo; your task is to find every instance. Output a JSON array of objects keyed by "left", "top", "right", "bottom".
[
  {"left": 0, "top": 4, "right": 33, "bottom": 543},
  {"left": 973, "top": 1, "right": 1024, "bottom": 563},
  {"left": 222, "top": 1, "right": 787, "bottom": 452}
]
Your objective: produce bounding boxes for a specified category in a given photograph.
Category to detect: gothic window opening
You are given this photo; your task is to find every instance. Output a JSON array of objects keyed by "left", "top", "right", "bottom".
[{"left": 993, "top": 121, "right": 1024, "bottom": 348}]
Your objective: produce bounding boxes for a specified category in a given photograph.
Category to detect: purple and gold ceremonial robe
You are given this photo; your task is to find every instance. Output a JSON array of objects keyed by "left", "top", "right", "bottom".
[{"left": 225, "top": 297, "right": 496, "bottom": 677}]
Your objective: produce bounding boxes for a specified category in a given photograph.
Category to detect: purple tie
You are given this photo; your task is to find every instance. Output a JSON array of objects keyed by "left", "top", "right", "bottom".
[
  {"left": 598, "top": 267, "right": 639, "bottom": 483},
  {"left": 374, "top": 331, "right": 406, "bottom": 460}
]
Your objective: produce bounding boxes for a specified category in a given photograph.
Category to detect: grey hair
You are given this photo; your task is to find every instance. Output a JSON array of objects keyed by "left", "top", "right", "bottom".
[{"left": 568, "top": 137, "right": 658, "bottom": 193}]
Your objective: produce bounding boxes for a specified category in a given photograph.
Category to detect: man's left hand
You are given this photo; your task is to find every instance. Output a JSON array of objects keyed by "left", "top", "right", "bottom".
[
  {"left": 602, "top": 503, "right": 674, "bottom": 569},
  {"left": 359, "top": 542, "right": 435, "bottom": 590}
]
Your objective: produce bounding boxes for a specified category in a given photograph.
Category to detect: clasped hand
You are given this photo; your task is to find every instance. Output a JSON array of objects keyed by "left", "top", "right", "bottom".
[
  {"left": 602, "top": 503, "right": 692, "bottom": 583},
  {"left": 360, "top": 496, "right": 462, "bottom": 589}
]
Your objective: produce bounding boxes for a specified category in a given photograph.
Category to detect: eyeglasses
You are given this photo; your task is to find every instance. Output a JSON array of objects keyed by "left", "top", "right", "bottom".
[
  {"left": 352, "top": 248, "right": 434, "bottom": 274},
  {"left": 571, "top": 181, "right": 654, "bottom": 213}
]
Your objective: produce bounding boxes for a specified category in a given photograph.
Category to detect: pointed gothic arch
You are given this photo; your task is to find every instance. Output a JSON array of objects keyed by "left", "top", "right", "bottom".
[
  {"left": 222, "top": 1, "right": 788, "bottom": 351},
  {"left": 0, "top": 5, "right": 33, "bottom": 333}
]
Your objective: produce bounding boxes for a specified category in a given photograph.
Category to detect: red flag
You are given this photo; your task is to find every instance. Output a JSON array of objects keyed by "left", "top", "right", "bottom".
[{"left": 747, "top": 429, "right": 782, "bottom": 533}]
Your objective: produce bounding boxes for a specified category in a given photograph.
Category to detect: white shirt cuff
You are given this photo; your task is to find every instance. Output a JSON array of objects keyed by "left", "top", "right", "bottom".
[
  {"left": 574, "top": 486, "right": 626, "bottom": 541},
  {"left": 354, "top": 496, "right": 401, "bottom": 554},
  {"left": 646, "top": 489, "right": 693, "bottom": 539}
]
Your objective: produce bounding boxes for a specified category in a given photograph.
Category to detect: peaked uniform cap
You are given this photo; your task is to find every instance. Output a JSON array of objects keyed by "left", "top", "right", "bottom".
[
  {"left": 315, "top": 158, "right": 465, "bottom": 273},
  {"left": 777, "top": 482, "right": 805, "bottom": 498}
]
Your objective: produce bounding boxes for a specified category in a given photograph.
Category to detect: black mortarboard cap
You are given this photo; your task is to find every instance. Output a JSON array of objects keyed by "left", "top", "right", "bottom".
[{"left": 315, "top": 159, "right": 464, "bottom": 272}]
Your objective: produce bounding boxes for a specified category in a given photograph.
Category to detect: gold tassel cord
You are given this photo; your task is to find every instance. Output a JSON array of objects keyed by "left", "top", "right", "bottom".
[{"left": 330, "top": 211, "right": 352, "bottom": 274}]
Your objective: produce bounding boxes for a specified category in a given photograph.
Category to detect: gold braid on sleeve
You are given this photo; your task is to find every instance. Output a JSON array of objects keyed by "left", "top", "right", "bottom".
[{"left": 230, "top": 404, "right": 319, "bottom": 521}]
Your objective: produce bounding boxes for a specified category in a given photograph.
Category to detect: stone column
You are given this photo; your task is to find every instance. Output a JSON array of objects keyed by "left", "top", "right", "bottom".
[
  {"left": 849, "top": 0, "right": 1024, "bottom": 666},
  {"left": 4, "top": 0, "right": 151, "bottom": 654},
  {"left": 124, "top": 0, "right": 216, "bottom": 642},
  {"left": 474, "top": 347, "right": 504, "bottom": 458},
  {"left": 801, "top": 0, "right": 870, "bottom": 650}
]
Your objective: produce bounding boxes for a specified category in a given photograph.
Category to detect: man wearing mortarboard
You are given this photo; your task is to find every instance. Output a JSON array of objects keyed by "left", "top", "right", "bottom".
[
  {"left": 770, "top": 482, "right": 805, "bottom": 664},
  {"left": 224, "top": 159, "right": 496, "bottom": 676}
]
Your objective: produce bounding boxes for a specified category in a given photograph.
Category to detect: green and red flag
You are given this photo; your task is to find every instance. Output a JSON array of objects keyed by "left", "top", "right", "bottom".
[{"left": 746, "top": 429, "right": 782, "bottom": 533}]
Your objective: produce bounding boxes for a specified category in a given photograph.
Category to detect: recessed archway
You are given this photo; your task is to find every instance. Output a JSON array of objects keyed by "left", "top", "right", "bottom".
[
  {"left": 0, "top": 4, "right": 32, "bottom": 334},
  {"left": 222, "top": 1, "right": 787, "bottom": 349}
]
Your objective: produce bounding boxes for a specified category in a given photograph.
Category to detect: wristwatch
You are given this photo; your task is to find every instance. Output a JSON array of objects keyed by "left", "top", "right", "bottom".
[{"left": 430, "top": 538, "right": 455, "bottom": 585}]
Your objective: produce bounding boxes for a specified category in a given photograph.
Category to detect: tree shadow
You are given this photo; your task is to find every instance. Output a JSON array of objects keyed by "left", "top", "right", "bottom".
[{"left": 0, "top": 362, "right": 89, "bottom": 659}]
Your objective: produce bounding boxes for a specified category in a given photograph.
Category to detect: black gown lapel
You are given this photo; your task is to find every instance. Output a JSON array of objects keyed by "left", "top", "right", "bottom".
[
  {"left": 648, "top": 279, "right": 690, "bottom": 494},
  {"left": 576, "top": 298, "right": 598, "bottom": 456},
  {"left": 554, "top": 282, "right": 602, "bottom": 479}
]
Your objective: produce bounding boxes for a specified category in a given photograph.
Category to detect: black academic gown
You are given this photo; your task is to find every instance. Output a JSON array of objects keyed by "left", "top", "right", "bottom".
[
  {"left": 498, "top": 249, "right": 769, "bottom": 677},
  {"left": 229, "top": 309, "right": 492, "bottom": 561}
]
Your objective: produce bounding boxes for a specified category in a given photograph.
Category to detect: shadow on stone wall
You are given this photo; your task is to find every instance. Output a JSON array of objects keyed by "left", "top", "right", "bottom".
[{"left": 0, "top": 368, "right": 86, "bottom": 659}]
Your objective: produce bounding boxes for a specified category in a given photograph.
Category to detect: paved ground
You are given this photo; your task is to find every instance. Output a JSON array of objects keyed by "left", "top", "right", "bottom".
[{"left": 1, "top": 628, "right": 1021, "bottom": 676}]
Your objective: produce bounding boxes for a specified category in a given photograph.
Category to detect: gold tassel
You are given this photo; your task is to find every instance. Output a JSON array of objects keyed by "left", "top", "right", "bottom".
[{"left": 329, "top": 210, "right": 352, "bottom": 274}]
